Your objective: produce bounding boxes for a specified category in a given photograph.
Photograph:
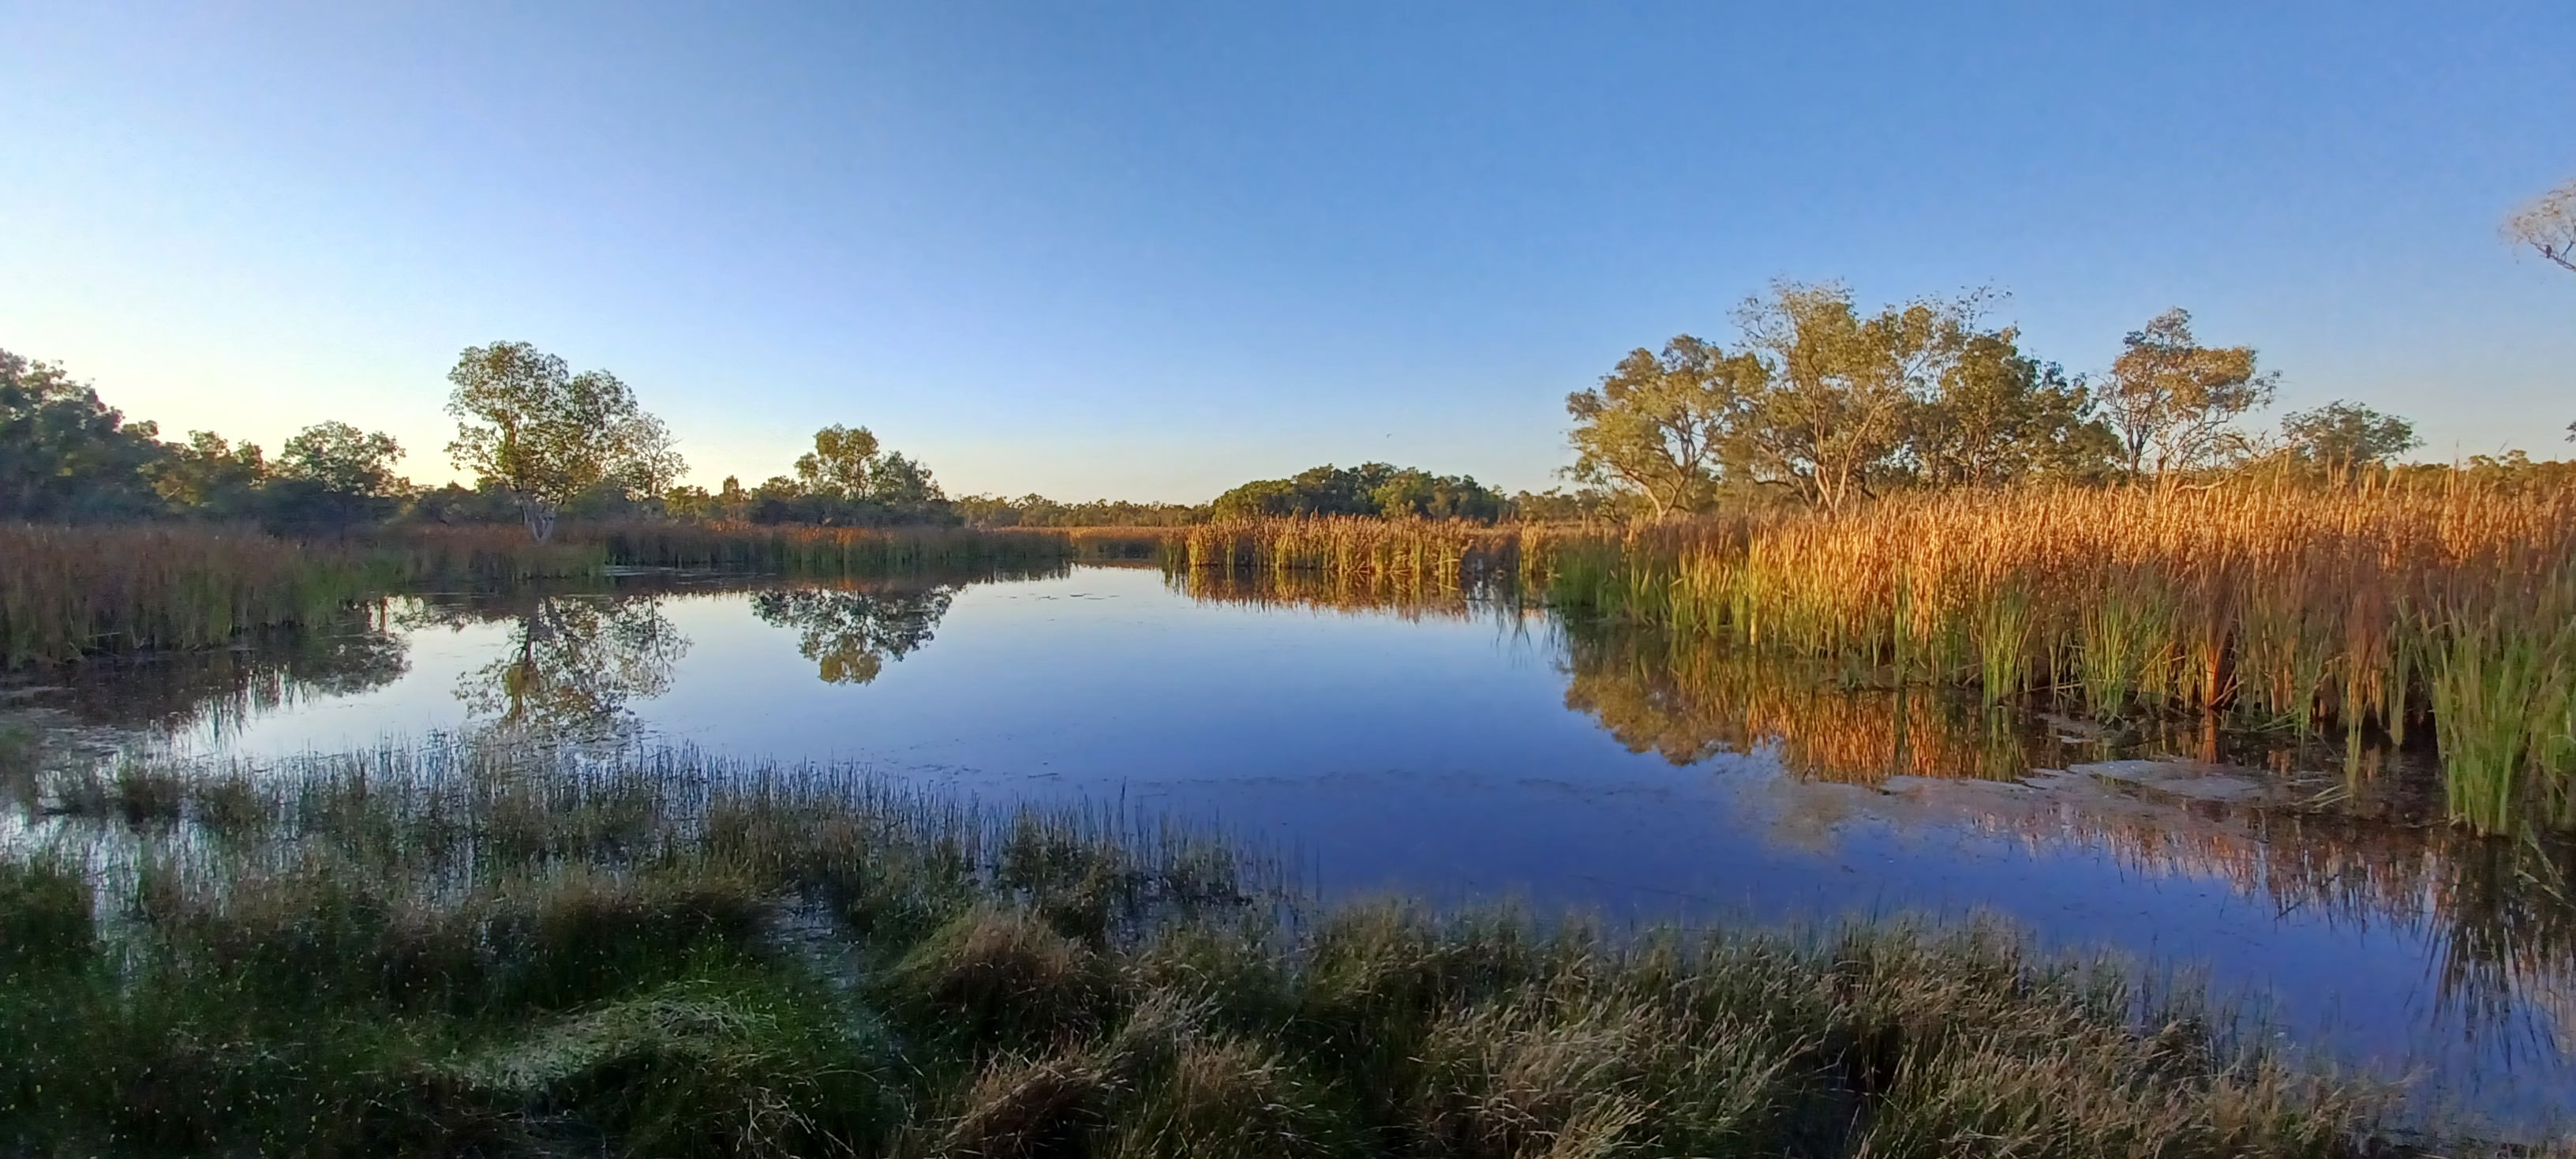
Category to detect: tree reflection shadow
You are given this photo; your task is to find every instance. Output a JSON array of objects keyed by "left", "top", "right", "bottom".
[
  {"left": 1559, "top": 617, "right": 2576, "bottom": 1060},
  {"left": 47, "top": 606, "right": 411, "bottom": 735},
  {"left": 453, "top": 594, "right": 689, "bottom": 740},
  {"left": 749, "top": 583, "right": 955, "bottom": 685}
]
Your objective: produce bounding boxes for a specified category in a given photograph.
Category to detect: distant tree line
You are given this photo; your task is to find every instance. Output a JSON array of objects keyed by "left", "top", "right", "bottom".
[
  {"left": 954, "top": 496, "right": 1208, "bottom": 528},
  {"left": 1208, "top": 463, "right": 1508, "bottom": 521},
  {"left": 2, "top": 348, "right": 414, "bottom": 531},
  {"left": 653, "top": 422, "right": 955, "bottom": 528},
  {"left": 951, "top": 463, "right": 1521, "bottom": 528}
]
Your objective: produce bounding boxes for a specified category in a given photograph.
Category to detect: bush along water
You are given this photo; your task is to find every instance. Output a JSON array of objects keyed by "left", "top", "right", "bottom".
[{"left": 0, "top": 737, "right": 2432, "bottom": 1157}]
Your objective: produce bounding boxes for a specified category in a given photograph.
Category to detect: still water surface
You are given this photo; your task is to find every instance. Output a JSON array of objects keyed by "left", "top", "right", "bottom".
[{"left": 18, "top": 563, "right": 2576, "bottom": 1127}]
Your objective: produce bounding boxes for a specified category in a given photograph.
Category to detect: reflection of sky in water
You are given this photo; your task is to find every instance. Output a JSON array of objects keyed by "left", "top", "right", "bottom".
[{"left": 77, "top": 566, "right": 2576, "bottom": 1127}]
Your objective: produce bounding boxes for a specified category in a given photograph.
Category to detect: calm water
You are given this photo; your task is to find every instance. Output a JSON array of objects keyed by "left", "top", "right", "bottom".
[{"left": 13, "top": 563, "right": 2575, "bottom": 1128}]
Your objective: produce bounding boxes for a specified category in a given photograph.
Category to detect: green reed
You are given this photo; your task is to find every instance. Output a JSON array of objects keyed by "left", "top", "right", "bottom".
[{"left": 0, "top": 737, "right": 2412, "bottom": 1157}]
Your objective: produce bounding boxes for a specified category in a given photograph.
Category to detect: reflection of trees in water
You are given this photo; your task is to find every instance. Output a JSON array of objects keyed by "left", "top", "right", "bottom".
[
  {"left": 749, "top": 584, "right": 954, "bottom": 685},
  {"left": 1561, "top": 624, "right": 2072, "bottom": 782},
  {"left": 1166, "top": 566, "right": 1518, "bottom": 622},
  {"left": 1562, "top": 617, "right": 2576, "bottom": 1060},
  {"left": 1559, "top": 622, "right": 2438, "bottom": 793},
  {"left": 54, "top": 606, "right": 410, "bottom": 735},
  {"left": 454, "top": 595, "right": 689, "bottom": 740}
]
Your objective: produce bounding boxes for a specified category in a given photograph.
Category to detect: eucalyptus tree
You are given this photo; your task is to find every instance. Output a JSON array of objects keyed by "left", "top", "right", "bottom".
[
  {"left": 276, "top": 422, "right": 406, "bottom": 497},
  {"left": 444, "top": 341, "right": 684, "bottom": 540},
  {"left": 1564, "top": 335, "right": 1765, "bottom": 519},
  {"left": 2507, "top": 177, "right": 2576, "bottom": 275},
  {"left": 1731, "top": 281, "right": 1985, "bottom": 512},
  {"left": 794, "top": 423, "right": 882, "bottom": 497},
  {"left": 2099, "top": 309, "right": 2276, "bottom": 482},
  {"left": 2506, "top": 178, "right": 2576, "bottom": 441},
  {"left": 1908, "top": 330, "right": 2117, "bottom": 487},
  {"left": 2277, "top": 401, "right": 2420, "bottom": 475},
  {"left": 260, "top": 421, "right": 411, "bottom": 528}
]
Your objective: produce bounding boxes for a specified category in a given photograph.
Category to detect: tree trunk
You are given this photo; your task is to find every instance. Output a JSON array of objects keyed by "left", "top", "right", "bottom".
[{"left": 521, "top": 498, "right": 559, "bottom": 542}]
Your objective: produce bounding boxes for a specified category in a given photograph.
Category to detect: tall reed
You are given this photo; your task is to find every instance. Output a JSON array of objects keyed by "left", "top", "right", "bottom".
[
  {"left": 0, "top": 523, "right": 601, "bottom": 666},
  {"left": 590, "top": 520, "right": 1081, "bottom": 574},
  {"left": 1522, "top": 480, "right": 2576, "bottom": 832},
  {"left": 1176, "top": 517, "right": 1522, "bottom": 586}
]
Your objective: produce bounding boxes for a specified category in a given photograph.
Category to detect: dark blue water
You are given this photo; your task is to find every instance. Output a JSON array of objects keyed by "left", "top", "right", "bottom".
[{"left": 21, "top": 564, "right": 2575, "bottom": 1131}]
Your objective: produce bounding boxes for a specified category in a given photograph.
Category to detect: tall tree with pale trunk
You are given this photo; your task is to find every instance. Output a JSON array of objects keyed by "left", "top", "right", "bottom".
[{"left": 444, "top": 341, "right": 683, "bottom": 541}]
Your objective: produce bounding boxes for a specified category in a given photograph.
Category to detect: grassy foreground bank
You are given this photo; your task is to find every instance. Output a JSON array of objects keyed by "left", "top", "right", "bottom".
[{"left": 0, "top": 739, "right": 2413, "bottom": 1157}]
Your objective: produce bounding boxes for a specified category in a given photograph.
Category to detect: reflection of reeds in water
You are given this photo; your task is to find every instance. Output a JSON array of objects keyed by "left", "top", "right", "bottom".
[
  {"left": 1562, "top": 621, "right": 2576, "bottom": 1060},
  {"left": 47, "top": 605, "right": 413, "bottom": 737},
  {"left": 1531, "top": 483, "right": 2576, "bottom": 832},
  {"left": 1563, "top": 625, "right": 2077, "bottom": 784},
  {"left": 1166, "top": 564, "right": 1527, "bottom": 624},
  {"left": 1956, "top": 792, "right": 2576, "bottom": 1061}
]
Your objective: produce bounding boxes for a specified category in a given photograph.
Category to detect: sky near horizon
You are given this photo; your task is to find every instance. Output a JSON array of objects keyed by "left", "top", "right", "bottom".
[{"left": 5, "top": 2, "right": 2572, "bottom": 501}]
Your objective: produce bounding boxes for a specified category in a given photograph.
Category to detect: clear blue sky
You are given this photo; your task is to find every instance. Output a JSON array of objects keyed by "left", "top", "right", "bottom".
[{"left": 5, "top": 2, "right": 2571, "bottom": 500}]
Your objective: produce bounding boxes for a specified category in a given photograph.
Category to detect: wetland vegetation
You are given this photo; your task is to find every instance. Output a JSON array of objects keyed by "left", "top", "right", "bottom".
[{"left": 2, "top": 739, "right": 2409, "bottom": 1157}]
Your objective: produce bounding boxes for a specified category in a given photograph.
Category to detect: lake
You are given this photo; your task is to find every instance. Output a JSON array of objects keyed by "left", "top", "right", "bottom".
[{"left": 11, "top": 561, "right": 2574, "bottom": 1129}]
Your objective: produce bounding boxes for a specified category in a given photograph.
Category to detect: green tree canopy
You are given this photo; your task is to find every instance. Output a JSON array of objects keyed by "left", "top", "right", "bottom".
[
  {"left": 148, "top": 431, "right": 269, "bottom": 517},
  {"left": 1565, "top": 336, "right": 1762, "bottom": 519},
  {"left": 2276, "top": 401, "right": 2420, "bottom": 474},
  {"left": 1568, "top": 284, "right": 2093, "bottom": 516},
  {"left": 1908, "top": 330, "right": 2117, "bottom": 487},
  {"left": 1210, "top": 463, "right": 1506, "bottom": 521},
  {"left": 1731, "top": 282, "right": 1985, "bottom": 512},
  {"left": 793, "top": 424, "right": 882, "bottom": 498},
  {"left": 444, "top": 340, "right": 683, "bottom": 540},
  {"left": 276, "top": 422, "right": 406, "bottom": 497},
  {"left": 2100, "top": 309, "right": 2277, "bottom": 481},
  {"left": 0, "top": 348, "right": 169, "bottom": 520}
]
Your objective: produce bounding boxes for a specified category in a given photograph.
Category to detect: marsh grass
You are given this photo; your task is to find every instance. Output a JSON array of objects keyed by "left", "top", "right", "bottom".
[
  {"left": 0, "top": 737, "right": 2425, "bottom": 1157},
  {"left": 0, "top": 523, "right": 598, "bottom": 666},
  {"left": 1178, "top": 517, "right": 1522, "bottom": 586},
  {"left": 1526, "top": 482, "right": 2576, "bottom": 831},
  {"left": 593, "top": 521, "right": 1082, "bottom": 576}
]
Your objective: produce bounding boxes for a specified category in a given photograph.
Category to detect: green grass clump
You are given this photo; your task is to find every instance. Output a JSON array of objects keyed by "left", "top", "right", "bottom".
[{"left": 0, "top": 739, "right": 2425, "bottom": 1155}]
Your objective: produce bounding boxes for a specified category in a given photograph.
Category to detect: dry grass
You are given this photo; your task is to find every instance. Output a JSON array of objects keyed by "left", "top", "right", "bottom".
[
  {"left": 591, "top": 521, "right": 1081, "bottom": 575},
  {"left": 0, "top": 523, "right": 598, "bottom": 666},
  {"left": 1176, "top": 517, "right": 1522, "bottom": 585},
  {"left": 1529, "top": 480, "right": 2576, "bottom": 831}
]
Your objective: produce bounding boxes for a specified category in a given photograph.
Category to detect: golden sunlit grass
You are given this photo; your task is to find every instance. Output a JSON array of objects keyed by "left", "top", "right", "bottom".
[
  {"left": 1526, "top": 480, "right": 2576, "bottom": 831},
  {"left": 1176, "top": 516, "right": 1522, "bottom": 585},
  {"left": 590, "top": 520, "right": 1083, "bottom": 573}
]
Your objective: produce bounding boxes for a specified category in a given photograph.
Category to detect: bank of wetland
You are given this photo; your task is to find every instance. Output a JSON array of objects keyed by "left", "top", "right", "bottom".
[{"left": 3, "top": 738, "right": 2417, "bottom": 1157}]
